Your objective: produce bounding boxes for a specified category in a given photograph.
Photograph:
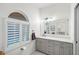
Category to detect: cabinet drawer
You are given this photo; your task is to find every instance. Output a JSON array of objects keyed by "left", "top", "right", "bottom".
[
  {"left": 48, "top": 40, "right": 55, "bottom": 44},
  {"left": 47, "top": 50, "right": 55, "bottom": 55},
  {"left": 47, "top": 46, "right": 54, "bottom": 50}
]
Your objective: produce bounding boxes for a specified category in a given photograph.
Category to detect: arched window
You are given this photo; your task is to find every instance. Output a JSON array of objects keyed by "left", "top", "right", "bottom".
[
  {"left": 6, "top": 11, "right": 29, "bottom": 48},
  {"left": 8, "top": 12, "right": 29, "bottom": 22}
]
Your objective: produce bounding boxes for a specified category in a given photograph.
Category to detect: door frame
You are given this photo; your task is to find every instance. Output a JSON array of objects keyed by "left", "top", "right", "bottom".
[{"left": 74, "top": 3, "right": 79, "bottom": 55}]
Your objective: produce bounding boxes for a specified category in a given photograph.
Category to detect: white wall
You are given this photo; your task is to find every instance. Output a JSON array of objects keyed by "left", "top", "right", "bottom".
[
  {"left": 0, "top": 3, "right": 40, "bottom": 54},
  {"left": 39, "top": 3, "right": 71, "bottom": 20}
]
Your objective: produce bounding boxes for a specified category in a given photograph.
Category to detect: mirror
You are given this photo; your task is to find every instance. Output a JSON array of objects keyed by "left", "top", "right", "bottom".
[
  {"left": 41, "top": 18, "right": 69, "bottom": 37},
  {"left": 40, "top": 4, "right": 70, "bottom": 37}
]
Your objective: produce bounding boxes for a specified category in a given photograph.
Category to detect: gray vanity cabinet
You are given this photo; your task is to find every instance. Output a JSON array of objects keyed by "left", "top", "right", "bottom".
[{"left": 36, "top": 38, "right": 73, "bottom": 55}]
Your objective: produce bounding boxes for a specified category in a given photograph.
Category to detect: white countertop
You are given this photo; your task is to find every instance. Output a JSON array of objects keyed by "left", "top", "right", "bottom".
[{"left": 37, "top": 36, "right": 73, "bottom": 43}]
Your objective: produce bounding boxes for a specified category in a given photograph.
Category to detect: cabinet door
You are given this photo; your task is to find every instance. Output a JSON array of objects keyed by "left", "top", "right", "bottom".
[
  {"left": 36, "top": 39, "right": 42, "bottom": 51},
  {"left": 59, "top": 42, "right": 73, "bottom": 55},
  {"left": 59, "top": 42, "right": 64, "bottom": 55},
  {"left": 36, "top": 39, "right": 48, "bottom": 54},
  {"left": 54, "top": 41, "right": 60, "bottom": 55},
  {"left": 63, "top": 43, "right": 73, "bottom": 55},
  {"left": 41, "top": 39, "right": 48, "bottom": 53}
]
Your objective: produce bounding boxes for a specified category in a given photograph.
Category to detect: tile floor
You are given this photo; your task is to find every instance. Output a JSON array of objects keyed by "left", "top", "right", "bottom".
[{"left": 31, "top": 51, "right": 46, "bottom": 55}]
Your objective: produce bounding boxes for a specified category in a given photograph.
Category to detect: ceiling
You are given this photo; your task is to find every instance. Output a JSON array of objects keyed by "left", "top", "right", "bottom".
[
  {"left": 28, "top": 3, "right": 53, "bottom": 8},
  {"left": 27, "top": 3, "right": 71, "bottom": 8},
  {"left": 0, "top": 3, "right": 71, "bottom": 9}
]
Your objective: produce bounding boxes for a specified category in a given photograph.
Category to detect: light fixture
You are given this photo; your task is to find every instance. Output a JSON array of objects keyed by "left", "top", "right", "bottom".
[{"left": 44, "top": 17, "right": 57, "bottom": 22}]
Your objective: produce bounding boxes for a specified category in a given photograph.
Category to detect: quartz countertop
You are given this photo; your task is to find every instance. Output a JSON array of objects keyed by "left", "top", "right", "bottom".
[{"left": 37, "top": 36, "right": 73, "bottom": 43}]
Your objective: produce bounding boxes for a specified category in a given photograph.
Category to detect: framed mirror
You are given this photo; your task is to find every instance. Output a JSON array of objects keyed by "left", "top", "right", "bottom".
[{"left": 41, "top": 18, "right": 69, "bottom": 37}]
